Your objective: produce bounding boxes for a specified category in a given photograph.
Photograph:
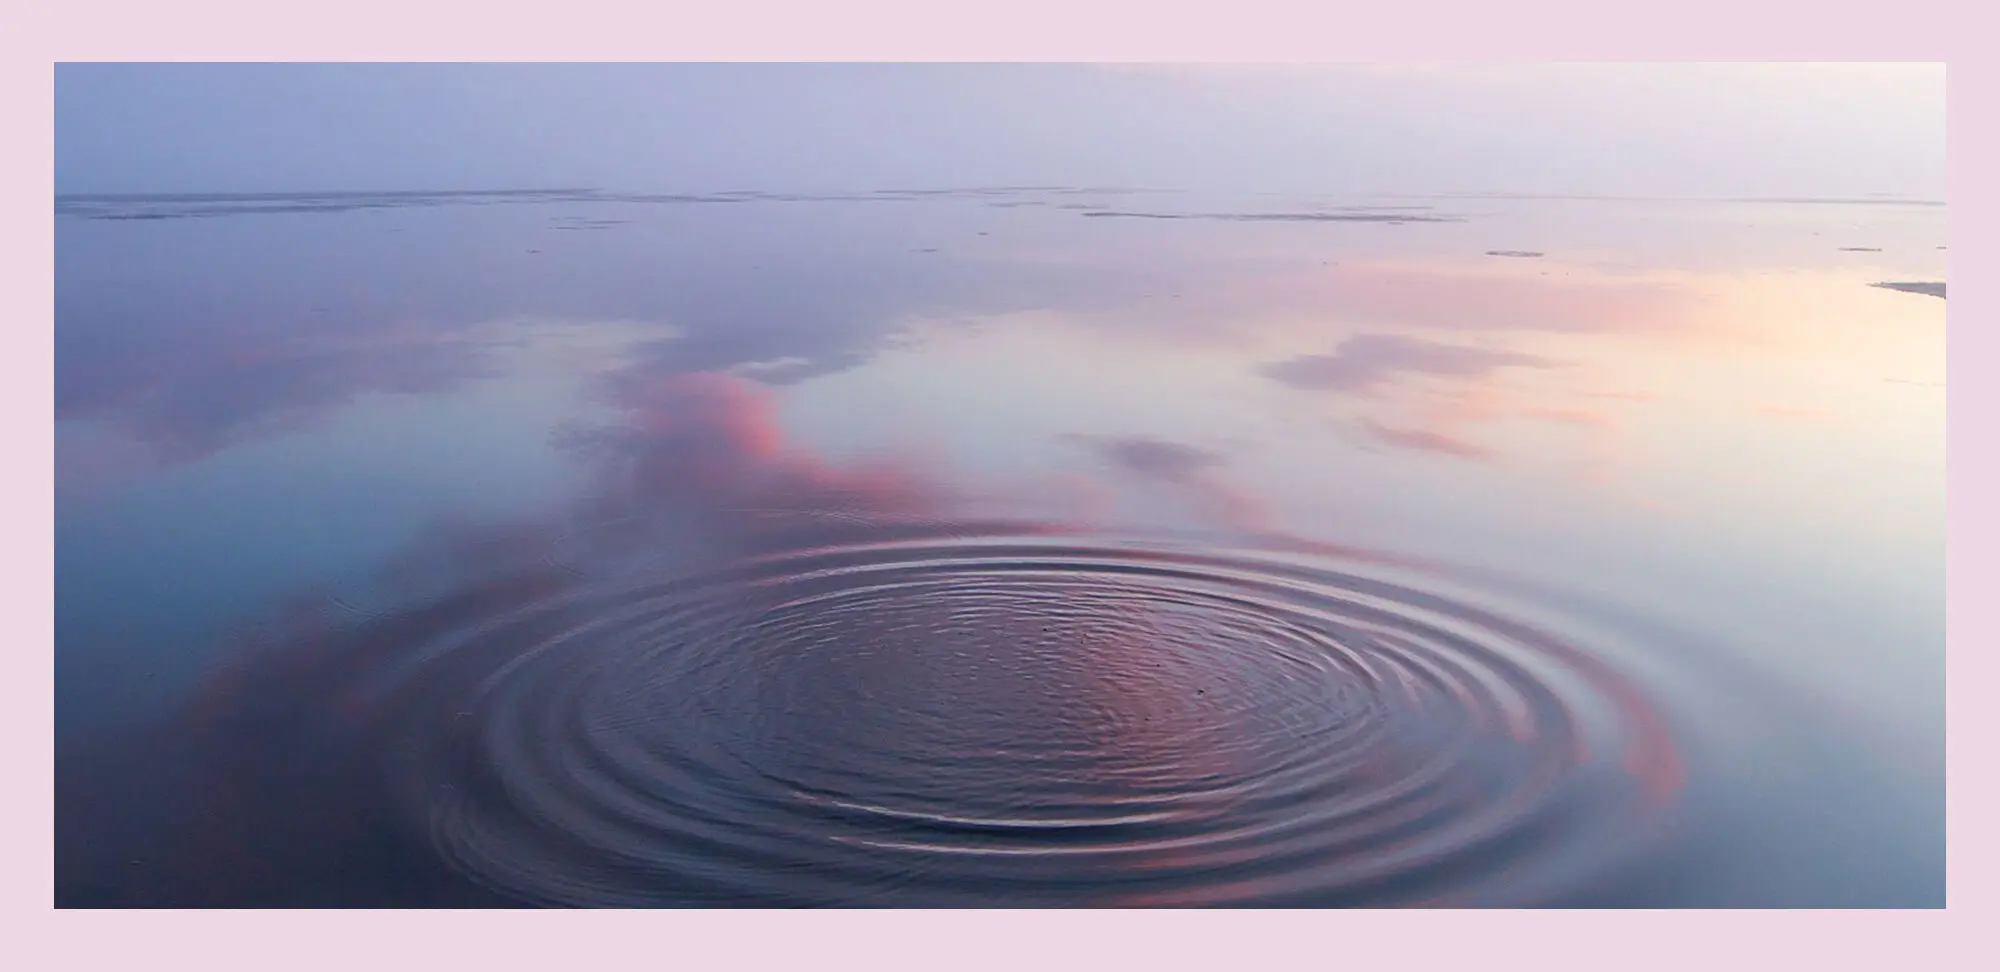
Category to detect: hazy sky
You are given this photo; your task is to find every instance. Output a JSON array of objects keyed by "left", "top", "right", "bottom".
[{"left": 55, "top": 63, "right": 1945, "bottom": 198}]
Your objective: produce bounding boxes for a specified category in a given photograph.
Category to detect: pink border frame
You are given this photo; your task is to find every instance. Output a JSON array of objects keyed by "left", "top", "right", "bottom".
[{"left": 9, "top": 7, "right": 1979, "bottom": 967}]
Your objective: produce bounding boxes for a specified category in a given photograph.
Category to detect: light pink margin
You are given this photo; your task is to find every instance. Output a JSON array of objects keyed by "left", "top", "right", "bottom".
[{"left": 7, "top": 3, "right": 1980, "bottom": 969}]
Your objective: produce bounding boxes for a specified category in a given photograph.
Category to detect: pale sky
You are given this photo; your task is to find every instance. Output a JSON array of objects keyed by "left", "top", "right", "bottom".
[{"left": 55, "top": 63, "right": 1945, "bottom": 198}]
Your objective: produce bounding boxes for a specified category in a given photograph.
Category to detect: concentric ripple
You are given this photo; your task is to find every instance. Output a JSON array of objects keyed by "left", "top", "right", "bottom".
[{"left": 336, "top": 530, "right": 1683, "bottom": 907}]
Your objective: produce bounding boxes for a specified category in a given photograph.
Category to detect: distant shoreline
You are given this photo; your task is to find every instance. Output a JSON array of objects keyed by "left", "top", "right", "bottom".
[{"left": 1871, "top": 281, "right": 1947, "bottom": 299}]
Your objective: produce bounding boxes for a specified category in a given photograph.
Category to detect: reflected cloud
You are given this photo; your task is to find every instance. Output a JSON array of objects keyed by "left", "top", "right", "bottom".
[
  {"left": 1352, "top": 418, "right": 1496, "bottom": 461},
  {"left": 57, "top": 328, "right": 499, "bottom": 463},
  {"left": 1338, "top": 380, "right": 1636, "bottom": 475},
  {"left": 1261, "top": 334, "right": 1555, "bottom": 395},
  {"left": 553, "top": 368, "right": 957, "bottom": 554},
  {"left": 1068, "top": 433, "right": 1269, "bottom": 533},
  {"left": 1077, "top": 434, "right": 1224, "bottom": 481}
]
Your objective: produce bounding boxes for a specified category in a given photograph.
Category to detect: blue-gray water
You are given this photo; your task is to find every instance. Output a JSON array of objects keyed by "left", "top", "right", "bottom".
[{"left": 54, "top": 185, "right": 1943, "bottom": 907}]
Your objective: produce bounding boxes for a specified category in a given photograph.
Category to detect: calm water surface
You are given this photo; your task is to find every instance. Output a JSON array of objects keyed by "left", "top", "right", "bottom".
[{"left": 54, "top": 188, "right": 1944, "bottom": 907}]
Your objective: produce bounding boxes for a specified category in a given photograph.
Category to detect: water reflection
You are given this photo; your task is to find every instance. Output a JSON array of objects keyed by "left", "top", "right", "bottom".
[
  {"left": 55, "top": 185, "right": 1945, "bottom": 908},
  {"left": 56, "top": 365, "right": 1682, "bottom": 907},
  {"left": 55, "top": 186, "right": 1280, "bottom": 480},
  {"left": 1260, "top": 334, "right": 1556, "bottom": 395},
  {"left": 1069, "top": 435, "right": 1271, "bottom": 535}
]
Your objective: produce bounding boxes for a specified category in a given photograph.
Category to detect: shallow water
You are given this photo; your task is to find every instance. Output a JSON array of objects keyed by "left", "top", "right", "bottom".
[{"left": 54, "top": 187, "right": 1944, "bottom": 907}]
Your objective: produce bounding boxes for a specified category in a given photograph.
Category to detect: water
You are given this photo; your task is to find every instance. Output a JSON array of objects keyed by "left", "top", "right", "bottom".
[{"left": 54, "top": 186, "right": 1945, "bottom": 908}]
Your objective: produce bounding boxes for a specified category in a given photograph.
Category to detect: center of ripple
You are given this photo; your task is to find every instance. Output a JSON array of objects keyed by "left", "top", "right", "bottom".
[{"left": 685, "top": 576, "right": 1377, "bottom": 821}]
